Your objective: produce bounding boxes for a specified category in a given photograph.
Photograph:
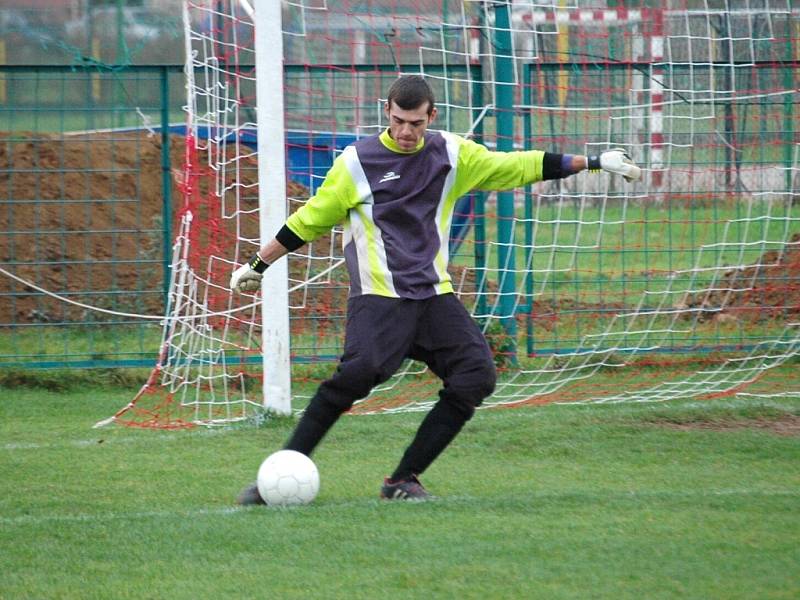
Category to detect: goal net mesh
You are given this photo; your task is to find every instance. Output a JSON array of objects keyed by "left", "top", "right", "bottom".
[{"left": 103, "top": 0, "right": 800, "bottom": 427}]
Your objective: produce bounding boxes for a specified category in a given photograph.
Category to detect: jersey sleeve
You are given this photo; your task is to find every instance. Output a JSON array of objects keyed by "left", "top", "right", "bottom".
[
  {"left": 285, "top": 152, "right": 358, "bottom": 242},
  {"left": 451, "top": 135, "right": 545, "bottom": 196}
]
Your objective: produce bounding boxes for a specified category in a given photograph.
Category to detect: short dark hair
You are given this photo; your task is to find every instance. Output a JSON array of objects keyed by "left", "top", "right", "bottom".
[{"left": 386, "top": 75, "right": 435, "bottom": 115}]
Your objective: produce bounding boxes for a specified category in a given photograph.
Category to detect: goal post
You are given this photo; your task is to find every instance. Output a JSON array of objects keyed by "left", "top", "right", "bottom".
[
  {"left": 96, "top": 0, "right": 295, "bottom": 427},
  {"left": 254, "top": 0, "right": 291, "bottom": 415}
]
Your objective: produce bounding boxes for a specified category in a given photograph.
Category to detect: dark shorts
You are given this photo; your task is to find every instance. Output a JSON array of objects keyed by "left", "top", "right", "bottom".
[{"left": 317, "top": 293, "right": 497, "bottom": 415}]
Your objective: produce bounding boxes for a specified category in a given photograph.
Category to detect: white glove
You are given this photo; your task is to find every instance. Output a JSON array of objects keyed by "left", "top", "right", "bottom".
[
  {"left": 592, "top": 148, "right": 641, "bottom": 182},
  {"left": 230, "top": 254, "right": 268, "bottom": 293}
]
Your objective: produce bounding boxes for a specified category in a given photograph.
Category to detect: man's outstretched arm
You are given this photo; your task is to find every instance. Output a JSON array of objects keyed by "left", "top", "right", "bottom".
[
  {"left": 229, "top": 151, "right": 355, "bottom": 293},
  {"left": 454, "top": 136, "right": 641, "bottom": 195},
  {"left": 540, "top": 150, "right": 640, "bottom": 182}
]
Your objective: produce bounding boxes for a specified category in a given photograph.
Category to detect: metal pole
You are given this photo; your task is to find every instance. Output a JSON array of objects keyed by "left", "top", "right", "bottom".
[
  {"left": 472, "top": 74, "right": 488, "bottom": 318},
  {"left": 254, "top": 0, "right": 292, "bottom": 415},
  {"left": 160, "top": 66, "right": 172, "bottom": 309},
  {"left": 784, "top": 62, "right": 794, "bottom": 195},
  {"left": 87, "top": 0, "right": 96, "bottom": 130},
  {"left": 523, "top": 64, "right": 533, "bottom": 358},
  {"left": 493, "top": 1, "right": 518, "bottom": 354},
  {"left": 116, "top": 0, "right": 126, "bottom": 129}
]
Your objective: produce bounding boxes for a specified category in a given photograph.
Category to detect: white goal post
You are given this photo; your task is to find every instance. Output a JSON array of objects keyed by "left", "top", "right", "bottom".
[{"left": 254, "top": 0, "right": 292, "bottom": 415}]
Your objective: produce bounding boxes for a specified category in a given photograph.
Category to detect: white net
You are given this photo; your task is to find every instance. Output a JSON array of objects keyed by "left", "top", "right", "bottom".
[
  {"left": 100, "top": 0, "right": 265, "bottom": 427},
  {"left": 103, "top": 0, "right": 799, "bottom": 427}
]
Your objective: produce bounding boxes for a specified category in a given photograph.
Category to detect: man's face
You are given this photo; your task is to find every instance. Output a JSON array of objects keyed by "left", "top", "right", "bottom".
[{"left": 384, "top": 100, "right": 437, "bottom": 151}]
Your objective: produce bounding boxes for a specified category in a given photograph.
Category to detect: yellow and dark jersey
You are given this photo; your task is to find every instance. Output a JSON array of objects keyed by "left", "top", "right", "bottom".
[{"left": 281, "top": 129, "right": 546, "bottom": 299}]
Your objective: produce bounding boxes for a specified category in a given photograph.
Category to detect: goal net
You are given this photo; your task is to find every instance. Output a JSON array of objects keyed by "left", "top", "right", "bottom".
[{"left": 102, "top": 0, "right": 800, "bottom": 427}]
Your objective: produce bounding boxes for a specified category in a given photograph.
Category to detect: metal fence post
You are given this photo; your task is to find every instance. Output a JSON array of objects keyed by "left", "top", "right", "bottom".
[
  {"left": 493, "top": 1, "right": 518, "bottom": 358},
  {"left": 160, "top": 66, "right": 172, "bottom": 308}
]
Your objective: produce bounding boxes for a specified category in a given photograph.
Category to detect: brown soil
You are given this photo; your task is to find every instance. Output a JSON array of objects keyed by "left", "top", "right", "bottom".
[
  {"left": 0, "top": 131, "right": 311, "bottom": 325},
  {"left": 2, "top": 130, "right": 799, "bottom": 329},
  {"left": 648, "top": 414, "right": 800, "bottom": 436},
  {"left": 682, "top": 232, "right": 800, "bottom": 322},
  {"left": 0, "top": 131, "right": 187, "bottom": 323}
]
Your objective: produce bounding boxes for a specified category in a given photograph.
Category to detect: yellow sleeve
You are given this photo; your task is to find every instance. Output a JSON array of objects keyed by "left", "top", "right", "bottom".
[
  {"left": 452, "top": 135, "right": 545, "bottom": 196},
  {"left": 285, "top": 153, "right": 358, "bottom": 242}
]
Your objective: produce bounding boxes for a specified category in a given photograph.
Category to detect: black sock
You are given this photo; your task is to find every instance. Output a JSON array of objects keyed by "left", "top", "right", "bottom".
[
  {"left": 390, "top": 401, "right": 469, "bottom": 481},
  {"left": 284, "top": 394, "right": 342, "bottom": 455}
]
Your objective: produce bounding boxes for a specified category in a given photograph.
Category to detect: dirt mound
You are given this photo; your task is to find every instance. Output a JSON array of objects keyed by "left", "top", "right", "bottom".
[
  {"left": 682, "top": 232, "right": 800, "bottom": 323},
  {"left": 0, "top": 131, "right": 182, "bottom": 323},
  {"left": 0, "top": 131, "right": 312, "bottom": 325},
  {"left": 0, "top": 129, "right": 483, "bottom": 335}
]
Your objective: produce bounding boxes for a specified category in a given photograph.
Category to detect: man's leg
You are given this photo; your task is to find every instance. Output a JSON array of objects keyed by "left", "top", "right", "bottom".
[
  {"left": 285, "top": 295, "right": 420, "bottom": 456},
  {"left": 240, "top": 296, "right": 419, "bottom": 504},
  {"left": 389, "top": 293, "right": 496, "bottom": 482}
]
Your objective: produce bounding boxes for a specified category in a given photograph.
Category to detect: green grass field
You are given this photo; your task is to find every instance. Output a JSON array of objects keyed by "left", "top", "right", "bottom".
[{"left": 2, "top": 382, "right": 798, "bottom": 599}]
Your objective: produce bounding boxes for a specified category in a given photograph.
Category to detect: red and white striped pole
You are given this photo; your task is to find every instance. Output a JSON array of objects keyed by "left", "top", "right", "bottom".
[
  {"left": 524, "top": 7, "right": 659, "bottom": 184},
  {"left": 649, "top": 8, "right": 665, "bottom": 188}
]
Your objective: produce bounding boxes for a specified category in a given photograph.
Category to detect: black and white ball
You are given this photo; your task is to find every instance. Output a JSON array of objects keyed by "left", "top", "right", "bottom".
[{"left": 256, "top": 450, "right": 320, "bottom": 506}]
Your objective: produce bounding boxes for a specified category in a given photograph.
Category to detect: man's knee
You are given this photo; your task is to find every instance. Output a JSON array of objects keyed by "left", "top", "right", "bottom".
[
  {"left": 441, "top": 360, "right": 496, "bottom": 419},
  {"left": 468, "top": 357, "right": 497, "bottom": 396},
  {"left": 475, "top": 361, "right": 497, "bottom": 399}
]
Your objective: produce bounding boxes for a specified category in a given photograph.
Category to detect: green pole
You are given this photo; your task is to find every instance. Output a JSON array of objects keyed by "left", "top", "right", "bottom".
[
  {"left": 116, "top": 0, "right": 128, "bottom": 129},
  {"left": 493, "top": 2, "right": 518, "bottom": 352},
  {"left": 472, "top": 66, "right": 488, "bottom": 318},
  {"left": 116, "top": 0, "right": 126, "bottom": 63},
  {"left": 160, "top": 67, "right": 173, "bottom": 308},
  {"left": 87, "top": 1, "right": 95, "bottom": 130},
  {"left": 783, "top": 64, "right": 794, "bottom": 194},
  {"left": 523, "top": 64, "right": 534, "bottom": 358},
  {"left": 469, "top": 8, "right": 488, "bottom": 319}
]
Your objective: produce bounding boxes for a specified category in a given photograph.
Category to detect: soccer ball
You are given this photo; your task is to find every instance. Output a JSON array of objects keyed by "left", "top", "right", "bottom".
[{"left": 256, "top": 450, "right": 320, "bottom": 506}]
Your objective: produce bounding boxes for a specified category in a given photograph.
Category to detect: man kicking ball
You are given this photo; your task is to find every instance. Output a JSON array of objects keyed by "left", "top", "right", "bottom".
[{"left": 231, "top": 75, "right": 640, "bottom": 502}]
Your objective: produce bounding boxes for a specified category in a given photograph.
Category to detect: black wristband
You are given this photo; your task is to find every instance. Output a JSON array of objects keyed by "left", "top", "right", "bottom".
[
  {"left": 541, "top": 152, "right": 566, "bottom": 181},
  {"left": 587, "top": 155, "right": 601, "bottom": 171},
  {"left": 276, "top": 224, "right": 306, "bottom": 252},
  {"left": 248, "top": 253, "right": 269, "bottom": 274}
]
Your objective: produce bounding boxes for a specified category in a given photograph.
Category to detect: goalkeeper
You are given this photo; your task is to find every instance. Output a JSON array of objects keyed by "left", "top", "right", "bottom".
[{"left": 232, "top": 75, "right": 640, "bottom": 502}]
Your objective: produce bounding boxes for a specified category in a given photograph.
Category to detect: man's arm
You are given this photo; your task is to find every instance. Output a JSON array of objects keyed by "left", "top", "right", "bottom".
[
  {"left": 230, "top": 151, "right": 357, "bottom": 293},
  {"left": 257, "top": 237, "right": 291, "bottom": 264},
  {"left": 539, "top": 149, "right": 640, "bottom": 182},
  {"left": 229, "top": 235, "right": 294, "bottom": 294},
  {"left": 540, "top": 153, "right": 588, "bottom": 179},
  {"left": 452, "top": 135, "right": 640, "bottom": 196}
]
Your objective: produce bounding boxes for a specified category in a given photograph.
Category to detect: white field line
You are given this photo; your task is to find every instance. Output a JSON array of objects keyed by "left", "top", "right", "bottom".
[{"left": 2, "top": 489, "right": 799, "bottom": 527}]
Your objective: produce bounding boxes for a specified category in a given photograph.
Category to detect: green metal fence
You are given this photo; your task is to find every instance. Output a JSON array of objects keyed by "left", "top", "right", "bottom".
[
  {"left": 0, "top": 64, "right": 184, "bottom": 368},
  {"left": 1, "top": 61, "right": 798, "bottom": 369}
]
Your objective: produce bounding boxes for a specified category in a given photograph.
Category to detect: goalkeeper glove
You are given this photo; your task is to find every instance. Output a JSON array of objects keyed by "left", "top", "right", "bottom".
[
  {"left": 588, "top": 148, "right": 641, "bottom": 182},
  {"left": 230, "top": 254, "right": 269, "bottom": 293}
]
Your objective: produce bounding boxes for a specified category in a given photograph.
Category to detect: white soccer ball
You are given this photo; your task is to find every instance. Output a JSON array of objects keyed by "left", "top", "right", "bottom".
[{"left": 256, "top": 450, "right": 320, "bottom": 506}]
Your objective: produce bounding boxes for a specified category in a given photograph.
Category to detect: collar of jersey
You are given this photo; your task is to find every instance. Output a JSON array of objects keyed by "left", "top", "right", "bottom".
[{"left": 380, "top": 129, "right": 425, "bottom": 154}]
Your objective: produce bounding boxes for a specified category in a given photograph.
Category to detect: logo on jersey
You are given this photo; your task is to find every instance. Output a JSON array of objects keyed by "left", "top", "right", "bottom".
[{"left": 379, "top": 171, "right": 401, "bottom": 183}]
